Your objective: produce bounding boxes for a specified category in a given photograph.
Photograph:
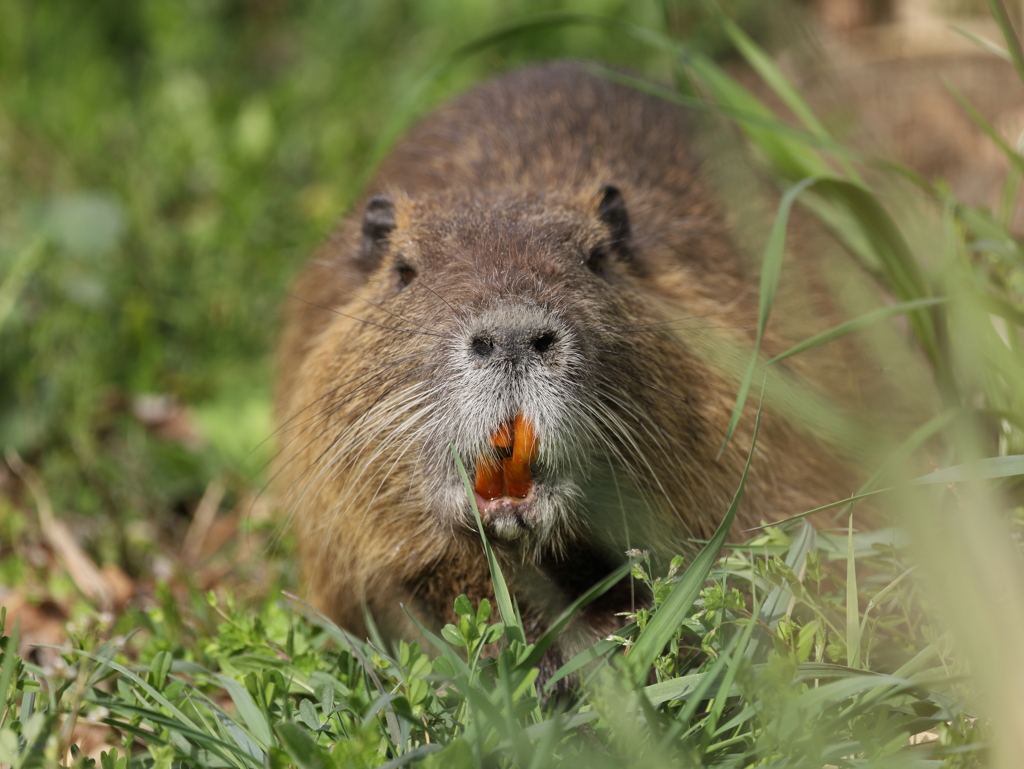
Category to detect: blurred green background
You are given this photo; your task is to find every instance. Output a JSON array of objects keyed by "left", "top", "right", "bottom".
[{"left": 0, "top": 0, "right": 773, "bottom": 555}]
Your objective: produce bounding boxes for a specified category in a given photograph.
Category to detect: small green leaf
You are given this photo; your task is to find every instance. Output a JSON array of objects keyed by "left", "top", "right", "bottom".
[
  {"left": 320, "top": 680, "right": 335, "bottom": 716},
  {"left": 99, "top": 749, "right": 126, "bottom": 769},
  {"left": 407, "top": 676, "right": 428, "bottom": 708},
  {"left": 298, "top": 698, "right": 320, "bottom": 730},
  {"left": 275, "top": 722, "right": 331, "bottom": 769},
  {"left": 796, "top": 620, "right": 819, "bottom": 664},
  {"left": 420, "top": 738, "right": 474, "bottom": 769},
  {"left": 476, "top": 598, "right": 491, "bottom": 624},
  {"left": 0, "top": 728, "right": 18, "bottom": 765},
  {"left": 454, "top": 594, "right": 473, "bottom": 619},
  {"left": 146, "top": 744, "right": 175, "bottom": 769},
  {"left": 432, "top": 656, "right": 456, "bottom": 677},
  {"left": 441, "top": 624, "right": 466, "bottom": 648},
  {"left": 147, "top": 650, "right": 172, "bottom": 690},
  {"left": 21, "top": 711, "right": 47, "bottom": 750}
]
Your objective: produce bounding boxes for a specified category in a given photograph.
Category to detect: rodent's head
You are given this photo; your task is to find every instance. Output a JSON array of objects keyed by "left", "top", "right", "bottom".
[{"left": 304, "top": 182, "right": 700, "bottom": 554}]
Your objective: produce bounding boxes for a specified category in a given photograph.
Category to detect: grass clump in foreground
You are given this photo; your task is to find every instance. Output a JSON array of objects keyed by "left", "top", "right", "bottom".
[
  {"left": 3, "top": 0, "right": 1024, "bottom": 767},
  {"left": 0, "top": 419, "right": 1007, "bottom": 766},
  {"left": 0, "top": 513, "right": 986, "bottom": 768}
]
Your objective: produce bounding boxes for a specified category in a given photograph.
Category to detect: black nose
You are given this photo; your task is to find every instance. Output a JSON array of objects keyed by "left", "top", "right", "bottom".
[
  {"left": 471, "top": 336, "right": 495, "bottom": 358},
  {"left": 469, "top": 328, "right": 559, "bottom": 360},
  {"left": 466, "top": 306, "right": 563, "bottom": 365}
]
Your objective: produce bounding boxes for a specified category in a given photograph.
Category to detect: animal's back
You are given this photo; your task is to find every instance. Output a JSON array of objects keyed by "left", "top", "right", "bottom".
[{"left": 374, "top": 64, "right": 700, "bottom": 198}]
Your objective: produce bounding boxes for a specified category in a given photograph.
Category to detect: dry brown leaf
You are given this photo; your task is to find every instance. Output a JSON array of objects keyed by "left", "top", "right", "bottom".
[
  {"left": 181, "top": 477, "right": 226, "bottom": 565},
  {"left": 2, "top": 591, "right": 68, "bottom": 659}
]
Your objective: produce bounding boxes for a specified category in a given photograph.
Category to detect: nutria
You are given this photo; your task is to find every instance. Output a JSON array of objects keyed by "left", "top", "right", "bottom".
[{"left": 274, "top": 62, "right": 884, "bottom": 674}]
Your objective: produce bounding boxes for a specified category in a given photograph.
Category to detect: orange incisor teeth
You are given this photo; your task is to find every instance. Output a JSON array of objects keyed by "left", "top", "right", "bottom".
[
  {"left": 475, "top": 457, "right": 504, "bottom": 500},
  {"left": 474, "top": 413, "right": 539, "bottom": 500},
  {"left": 511, "top": 413, "right": 538, "bottom": 465},
  {"left": 490, "top": 420, "right": 514, "bottom": 448}
]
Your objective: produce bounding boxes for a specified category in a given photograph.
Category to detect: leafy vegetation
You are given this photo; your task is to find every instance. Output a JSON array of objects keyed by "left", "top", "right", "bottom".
[
  {"left": 0, "top": 505, "right": 990, "bottom": 766},
  {"left": 2, "top": 0, "right": 1024, "bottom": 766}
]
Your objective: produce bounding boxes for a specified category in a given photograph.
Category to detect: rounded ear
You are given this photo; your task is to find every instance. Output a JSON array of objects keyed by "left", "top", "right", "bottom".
[
  {"left": 357, "top": 195, "right": 396, "bottom": 272},
  {"left": 597, "top": 184, "right": 632, "bottom": 258}
]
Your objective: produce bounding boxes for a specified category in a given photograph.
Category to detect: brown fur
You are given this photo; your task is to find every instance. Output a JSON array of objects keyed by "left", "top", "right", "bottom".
[{"left": 274, "top": 62, "right": 887, "bottom": 667}]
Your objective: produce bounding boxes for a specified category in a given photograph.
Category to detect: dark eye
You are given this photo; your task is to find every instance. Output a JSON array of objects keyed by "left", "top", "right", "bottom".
[
  {"left": 586, "top": 245, "right": 608, "bottom": 275},
  {"left": 396, "top": 262, "right": 417, "bottom": 289}
]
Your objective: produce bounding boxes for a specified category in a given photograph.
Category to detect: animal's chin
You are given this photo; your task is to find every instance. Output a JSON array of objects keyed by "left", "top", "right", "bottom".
[{"left": 473, "top": 489, "right": 538, "bottom": 541}]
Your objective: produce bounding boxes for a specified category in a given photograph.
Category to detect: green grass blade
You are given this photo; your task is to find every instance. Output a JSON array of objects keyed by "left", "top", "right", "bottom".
[
  {"left": 845, "top": 516, "right": 861, "bottom": 669},
  {"left": 836, "top": 646, "right": 945, "bottom": 722},
  {"left": 892, "top": 644, "right": 939, "bottom": 679},
  {"left": 0, "top": 623, "right": 18, "bottom": 728},
  {"left": 596, "top": 66, "right": 858, "bottom": 156},
  {"left": 520, "top": 711, "right": 599, "bottom": 740},
  {"left": 766, "top": 297, "right": 947, "bottom": 365},
  {"left": 544, "top": 638, "right": 621, "bottom": 692},
  {"left": 84, "top": 696, "right": 242, "bottom": 765},
  {"left": 524, "top": 711, "right": 566, "bottom": 769},
  {"left": 718, "top": 176, "right": 817, "bottom": 456},
  {"left": 746, "top": 450, "right": 1024, "bottom": 531},
  {"left": 452, "top": 444, "right": 524, "bottom": 645},
  {"left": 644, "top": 671, "right": 726, "bottom": 707},
  {"left": 741, "top": 489, "right": 882, "bottom": 530},
  {"left": 907, "top": 454, "right": 1024, "bottom": 485},
  {"left": 746, "top": 520, "right": 816, "bottom": 661},
  {"left": 987, "top": 0, "right": 1024, "bottom": 84},
  {"left": 215, "top": 676, "right": 273, "bottom": 748},
  {"left": 282, "top": 592, "right": 400, "bottom": 687},
  {"left": 660, "top": 629, "right": 745, "bottom": 726},
  {"left": 520, "top": 559, "right": 635, "bottom": 671},
  {"left": 628, "top": 386, "right": 765, "bottom": 682},
  {"left": 677, "top": 45, "right": 946, "bottom": 383},
  {"left": 853, "top": 407, "right": 966, "bottom": 496},
  {"left": 944, "top": 80, "right": 1024, "bottom": 178},
  {"left": 497, "top": 654, "right": 531, "bottom": 769},
  {"left": 708, "top": 2, "right": 860, "bottom": 181},
  {"left": 859, "top": 567, "right": 916, "bottom": 641},
  {"left": 362, "top": 600, "right": 390, "bottom": 653},
  {"left": 683, "top": 54, "right": 833, "bottom": 180},
  {"left": 951, "top": 24, "right": 1012, "bottom": 60},
  {"left": 812, "top": 180, "right": 941, "bottom": 364},
  {"left": 280, "top": 593, "right": 403, "bottom": 746},
  {"left": 62, "top": 649, "right": 204, "bottom": 732},
  {"left": 705, "top": 598, "right": 761, "bottom": 740},
  {"left": 782, "top": 673, "right": 912, "bottom": 720}
]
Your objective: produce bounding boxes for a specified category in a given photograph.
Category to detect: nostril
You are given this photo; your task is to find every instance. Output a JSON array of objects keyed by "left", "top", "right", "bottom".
[
  {"left": 471, "top": 335, "right": 494, "bottom": 358},
  {"left": 532, "top": 331, "right": 557, "bottom": 354}
]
